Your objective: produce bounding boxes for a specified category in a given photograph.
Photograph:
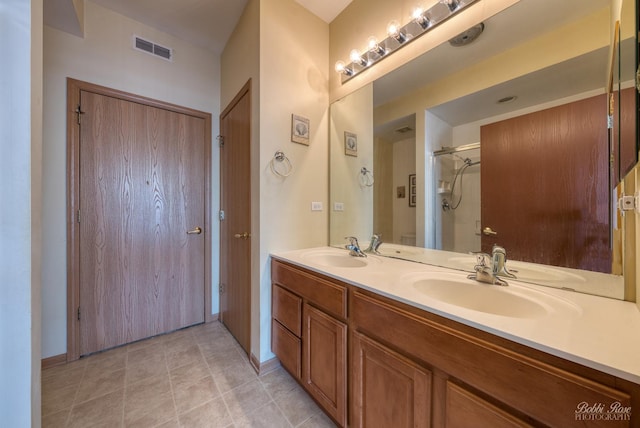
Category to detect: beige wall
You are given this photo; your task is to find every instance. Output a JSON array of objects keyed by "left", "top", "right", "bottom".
[
  {"left": 392, "top": 138, "right": 416, "bottom": 244},
  {"left": 257, "top": 0, "right": 330, "bottom": 362},
  {"left": 330, "top": 84, "right": 374, "bottom": 246},
  {"left": 42, "top": 0, "right": 221, "bottom": 358}
]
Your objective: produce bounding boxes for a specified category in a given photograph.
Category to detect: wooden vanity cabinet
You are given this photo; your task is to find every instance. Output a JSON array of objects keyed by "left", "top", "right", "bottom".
[
  {"left": 271, "top": 260, "right": 348, "bottom": 427},
  {"left": 351, "top": 288, "right": 637, "bottom": 428},
  {"left": 271, "top": 259, "right": 639, "bottom": 427}
]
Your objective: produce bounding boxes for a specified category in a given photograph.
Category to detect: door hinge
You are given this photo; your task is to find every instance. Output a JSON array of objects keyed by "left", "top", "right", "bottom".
[
  {"left": 219, "top": 283, "right": 225, "bottom": 294},
  {"left": 77, "top": 307, "right": 80, "bottom": 321},
  {"left": 76, "top": 209, "right": 81, "bottom": 223},
  {"left": 217, "top": 135, "right": 224, "bottom": 148},
  {"left": 219, "top": 210, "right": 225, "bottom": 221},
  {"left": 76, "top": 105, "right": 85, "bottom": 125}
]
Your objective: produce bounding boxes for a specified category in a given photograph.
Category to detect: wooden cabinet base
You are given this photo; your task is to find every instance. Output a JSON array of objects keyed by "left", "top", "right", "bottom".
[{"left": 271, "top": 259, "right": 639, "bottom": 428}]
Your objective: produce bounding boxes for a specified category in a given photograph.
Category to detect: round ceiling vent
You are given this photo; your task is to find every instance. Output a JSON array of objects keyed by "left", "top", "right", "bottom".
[{"left": 449, "top": 23, "right": 485, "bottom": 47}]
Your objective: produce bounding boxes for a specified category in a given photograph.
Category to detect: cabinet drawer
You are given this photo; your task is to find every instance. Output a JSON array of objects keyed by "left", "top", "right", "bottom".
[
  {"left": 273, "top": 284, "right": 302, "bottom": 337},
  {"left": 272, "top": 260, "right": 347, "bottom": 319},
  {"left": 445, "top": 381, "right": 531, "bottom": 428},
  {"left": 272, "top": 319, "right": 301, "bottom": 379}
]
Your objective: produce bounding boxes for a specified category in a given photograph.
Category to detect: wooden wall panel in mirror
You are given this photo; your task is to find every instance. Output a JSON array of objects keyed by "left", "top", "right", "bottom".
[{"left": 329, "top": 0, "right": 637, "bottom": 300}]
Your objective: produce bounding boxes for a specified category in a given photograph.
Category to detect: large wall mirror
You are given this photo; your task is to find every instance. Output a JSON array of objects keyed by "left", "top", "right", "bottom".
[{"left": 329, "top": 0, "right": 638, "bottom": 300}]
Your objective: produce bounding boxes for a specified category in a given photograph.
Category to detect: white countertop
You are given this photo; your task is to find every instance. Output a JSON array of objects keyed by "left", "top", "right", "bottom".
[{"left": 271, "top": 246, "right": 640, "bottom": 384}]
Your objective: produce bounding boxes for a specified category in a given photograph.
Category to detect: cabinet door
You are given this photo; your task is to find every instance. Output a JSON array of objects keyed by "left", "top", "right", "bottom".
[
  {"left": 303, "top": 303, "right": 347, "bottom": 427},
  {"left": 352, "top": 332, "right": 432, "bottom": 428},
  {"left": 445, "top": 381, "right": 531, "bottom": 428}
]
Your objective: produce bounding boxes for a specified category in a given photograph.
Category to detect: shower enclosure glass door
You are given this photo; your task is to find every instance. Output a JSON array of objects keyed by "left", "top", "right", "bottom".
[{"left": 430, "top": 145, "right": 481, "bottom": 254}]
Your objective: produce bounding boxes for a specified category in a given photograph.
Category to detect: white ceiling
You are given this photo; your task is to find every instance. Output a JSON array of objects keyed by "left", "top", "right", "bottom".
[{"left": 44, "top": 0, "right": 352, "bottom": 54}]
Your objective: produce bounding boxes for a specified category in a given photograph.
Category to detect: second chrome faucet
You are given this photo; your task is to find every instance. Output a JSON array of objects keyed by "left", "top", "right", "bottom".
[
  {"left": 345, "top": 234, "right": 383, "bottom": 257},
  {"left": 468, "top": 244, "right": 516, "bottom": 286}
]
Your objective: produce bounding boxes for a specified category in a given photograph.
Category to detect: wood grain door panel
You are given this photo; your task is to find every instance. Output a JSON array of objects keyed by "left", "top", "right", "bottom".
[
  {"left": 303, "top": 303, "right": 347, "bottom": 427},
  {"left": 480, "top": 93, "right": 610, "bottom": 272},
  {"left": 351, "top": 331, "right": 431, "bottom": 428},
  {"left": 219, "top": 81, "right": 252, "bottom": 353},
  {"left": 79, "top": 90, "right": 205, "bottom": 355}
]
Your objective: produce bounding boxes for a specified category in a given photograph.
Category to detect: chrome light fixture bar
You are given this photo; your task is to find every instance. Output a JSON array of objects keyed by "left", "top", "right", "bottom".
[{"left": 335, "top": 0, "right": 480, "bottom": 83}]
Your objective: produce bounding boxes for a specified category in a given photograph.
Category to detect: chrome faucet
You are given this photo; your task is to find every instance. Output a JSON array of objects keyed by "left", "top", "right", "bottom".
[
  {"left": 345, "top": 236, "right": 366, "bottom": 257},
  {"left": 364, "top": 234, "right": 382, "bottom": 254},
  {"left": 467, "top": 245, "right": 515, "bottom": 286},
  {"left": 490, "top": 245, "right": 517, "bottom": 279}
]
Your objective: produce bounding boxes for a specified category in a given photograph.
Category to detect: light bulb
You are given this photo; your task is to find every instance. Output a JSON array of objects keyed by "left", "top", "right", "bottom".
[
  {"left": 334, "top": 60, "right": 353, "bottom": 76},
  {"left": 387, "top": 20, "right": 406, "bottom": 43},
  {"left": 367, "top": 36, "right": 386, "bottom": 56},
  {"left": 387, "top": 20, "right": 400, "bottom": 38},
  {"left": 350, "top": 49, "right": 362, "bottom": 63},
  {"left": 412, "top": 7, "right": 430, "bottom": 29}
]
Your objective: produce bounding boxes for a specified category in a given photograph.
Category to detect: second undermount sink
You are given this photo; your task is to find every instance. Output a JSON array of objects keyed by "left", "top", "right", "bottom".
[
  {"left": 300, "top": 249, "right": 381, "bottom": 268},
  {"left": 397, "top": 272, "right": 581, "bottom": 319}
]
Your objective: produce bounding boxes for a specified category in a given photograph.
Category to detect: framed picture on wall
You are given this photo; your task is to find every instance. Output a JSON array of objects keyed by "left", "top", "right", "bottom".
[
  {"left": 409, "top": 174, "right": 416, "bottom": 207},
  {"left": 344, "top": 131, "right": 358, "bottom": 156},
  {"left": 291, "top": 114, "right": 310, "bottom": 145}
]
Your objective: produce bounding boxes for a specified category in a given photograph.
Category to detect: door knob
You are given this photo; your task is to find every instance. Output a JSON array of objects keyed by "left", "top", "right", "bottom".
[
  {"left": 234, "top": 232, "right": 251, "bottom": 239},
  {"left": 482, "top": 227, "right": 497, "bottom": 236},
  {"left": 187, "top": 226, "right": 202, "bottom": 235}
]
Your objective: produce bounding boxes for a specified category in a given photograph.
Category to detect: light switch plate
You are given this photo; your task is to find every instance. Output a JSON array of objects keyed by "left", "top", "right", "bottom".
[
  {"left": 311, "top": 202, "right": 323, "bottom": 211},
  {"left": 334, "top": 202, "right": 344, "bottom": 211}
]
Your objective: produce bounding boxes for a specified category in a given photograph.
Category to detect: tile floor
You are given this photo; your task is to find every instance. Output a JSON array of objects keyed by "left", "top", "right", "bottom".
[{"left": 42, "top": 322, "right": 337, "bottom": 428}]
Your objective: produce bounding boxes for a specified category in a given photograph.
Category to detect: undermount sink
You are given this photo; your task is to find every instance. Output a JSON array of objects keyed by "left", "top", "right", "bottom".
[
  {"left": 300, "top": 249, "right": 381, "bottom": 268},
  {"left": 446, "top": 256, "right": 586, "bottom": 283},
  {"left": 397, "top": 272, "right": 581, "bottom": 319}
]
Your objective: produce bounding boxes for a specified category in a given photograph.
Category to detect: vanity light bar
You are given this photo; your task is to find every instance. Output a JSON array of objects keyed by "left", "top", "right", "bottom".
[{"left": 335, "top": 0, "right": 480, "bottom": 83}]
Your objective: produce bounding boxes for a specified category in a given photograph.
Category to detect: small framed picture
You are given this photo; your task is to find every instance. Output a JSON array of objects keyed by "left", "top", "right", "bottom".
[
  {"left": 344, "top": 131, "right": 357, "bottom": 156},
  {"left": 291, "top": 114, "right": 310, "bottom": 145},
  {"left": 409, "top": 174, "right": 416, "bottom": 207}
]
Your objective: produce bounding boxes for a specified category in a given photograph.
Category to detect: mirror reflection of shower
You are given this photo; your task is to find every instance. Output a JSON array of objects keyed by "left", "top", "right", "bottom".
[
  {"left": 441, "top": 156, "right": 480, "bottom": 211},
  {"left": 432, "top": 143, "right": 481, "bottom": 254}
]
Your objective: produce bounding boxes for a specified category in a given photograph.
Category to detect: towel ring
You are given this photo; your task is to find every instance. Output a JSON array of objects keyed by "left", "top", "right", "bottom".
[
  {"left": 359, "top": 167, "right": 374, "bottom": 187},
  {"left": 270, "top": 151, "right": 294, "bottom": 178}
]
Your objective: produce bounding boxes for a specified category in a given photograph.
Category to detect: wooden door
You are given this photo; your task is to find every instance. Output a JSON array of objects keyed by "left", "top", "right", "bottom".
[
  {"left": 76, "top": 88, "right": 207, "bottom": 355},
  {"left": 480, "top": 94, "right": 610, "bottom": 272},
  {"left": 351, "top": 331, "right": 431, "bottom": 428},
  {"left": 303, "top": 303, "right": 347, "bottom": 427},
  {"left": 219, "top": 81, "right": 252, "bottom": 353}
]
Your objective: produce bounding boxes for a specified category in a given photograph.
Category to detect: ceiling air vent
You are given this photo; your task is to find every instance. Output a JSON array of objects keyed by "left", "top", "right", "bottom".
[
  {"left": 395, "top": 126, "right": 413, "bottom": 134},
  {"left": 133, "top": 35, "right": 173, "bottom": 62}
]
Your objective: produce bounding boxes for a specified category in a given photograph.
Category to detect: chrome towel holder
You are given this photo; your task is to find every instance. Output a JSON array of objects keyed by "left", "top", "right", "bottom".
[
  {"left": 270, "top": 151, "right": 294, "bottom": 178},
  {"left": 359, "top": 167, "right": 374, "bottom": 187}
]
